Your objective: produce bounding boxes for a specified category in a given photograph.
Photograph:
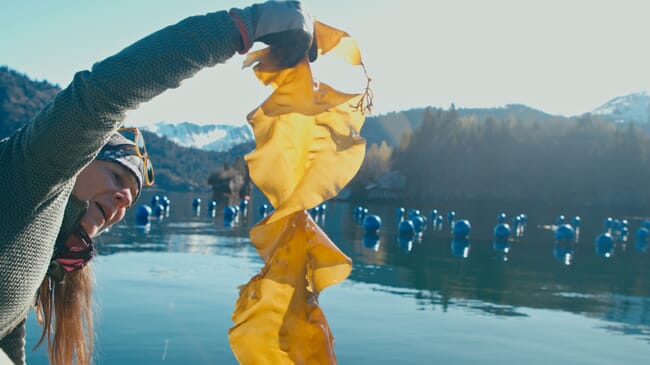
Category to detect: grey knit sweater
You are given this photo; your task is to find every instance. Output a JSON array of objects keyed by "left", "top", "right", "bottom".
[{"left": 0, "top": 10, "right": 241, "bottom": 364}]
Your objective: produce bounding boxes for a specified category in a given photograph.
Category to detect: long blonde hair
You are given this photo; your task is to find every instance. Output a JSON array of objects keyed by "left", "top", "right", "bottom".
[{"left": 34, "top": 265, "right": 94, "bottom": 365}]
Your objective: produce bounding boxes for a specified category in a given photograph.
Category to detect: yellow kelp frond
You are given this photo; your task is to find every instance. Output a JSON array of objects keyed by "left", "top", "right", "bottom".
[
  {"left": 230, "top": 211, "right": 351, "bottom": 364},
  {"left": 229, "top": 20, "right": 369, "bottom": 365},
  {"left": 313, "top": 21, "right": 362, "bottom": 65}
]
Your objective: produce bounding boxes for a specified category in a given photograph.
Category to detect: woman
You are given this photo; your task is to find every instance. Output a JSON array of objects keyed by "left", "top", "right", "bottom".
[{"left": 0, "top": 1, "right": 316, "bottom": 364}]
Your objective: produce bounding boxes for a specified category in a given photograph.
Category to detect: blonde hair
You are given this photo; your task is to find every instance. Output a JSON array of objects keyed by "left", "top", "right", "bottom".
[{"left": 34, "top": 265, "right": 94, "bottom": 365}]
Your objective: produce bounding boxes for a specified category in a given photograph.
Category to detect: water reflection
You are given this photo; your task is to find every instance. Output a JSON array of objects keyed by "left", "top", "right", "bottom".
[
  {"left": 396, "top": 236, "right": 414, "bottom": 252},
  {"left": 553, "top": 242, "right": 574, "bottom": 266},
  {"left": 450, "top": 238, "right": 470, "bottom": 258},
  {"left": 363, "top": 233, "right": 381, "bottom": 251},
  {"left": 103, "top": 192, "right": 650, "bottom": 344},
  {"left": 492, "top": 240, "right": 511, "bottom": 262}
]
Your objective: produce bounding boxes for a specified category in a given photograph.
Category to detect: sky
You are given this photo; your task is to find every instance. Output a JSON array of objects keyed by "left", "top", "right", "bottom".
[{"left": 2, "top": 0, "right": 650, "bottom": 127}]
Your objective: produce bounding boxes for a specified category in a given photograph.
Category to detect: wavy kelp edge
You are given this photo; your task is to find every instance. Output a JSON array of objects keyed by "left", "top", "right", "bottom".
[{"left": 229, "top": 21, "right": 370, "bottom": 365}]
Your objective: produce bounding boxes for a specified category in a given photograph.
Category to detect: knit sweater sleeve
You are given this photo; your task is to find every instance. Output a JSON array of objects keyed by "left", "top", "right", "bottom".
[
  {"left": 23, "top": 10, "right": 242, "bottom": 200},
  {"left": 0, "top": 320, "right": 25, "bottom": 365},
  {"left": 0, "top": 10, "right": 242, "bottom": 341}
]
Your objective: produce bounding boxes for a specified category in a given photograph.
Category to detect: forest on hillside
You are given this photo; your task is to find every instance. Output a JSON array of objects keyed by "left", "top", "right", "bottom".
[
  {"left": 5, "top": 65, "right": 650, "bottom": 208},
  {"left": 0, "top": 66, "right": 60, "bottom": 137},
  {"left": 352, "top": 106, "right": 650, "bottom": 208}
]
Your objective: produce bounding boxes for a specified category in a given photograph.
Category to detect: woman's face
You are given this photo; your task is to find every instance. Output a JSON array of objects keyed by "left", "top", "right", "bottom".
[{"left": 72, "top": 160, "right": 139, "bottom": 238}]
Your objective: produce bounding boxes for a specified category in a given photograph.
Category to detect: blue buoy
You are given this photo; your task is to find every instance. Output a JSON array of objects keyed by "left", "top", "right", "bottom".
[
  {"left": 494, "top": 223, "right": 512, "bottom": 241},
  {"left": 396, "top": 207, "right": 406, "bottom": 221},
  {"left": 239, "top": 199, "right": 249, "bottom": 218},
  {"left": 571, "top": 216, "right": 581, "bottom": 228},
  {"left": 153, "top": 203, "right": 165, "bottom": 219},
  {"left": 224, "top": 205, "right": 237, "bottom": 220},
  {"left": 642, "top": 220, "right": 650, "bottom": 229},
  {"left": 555, "top": 215, "right": 565, "bottom": 225},
  {"left": 447, "top": 211, "right": 456, "bottom": 223},
  {"left": 408, "top": 209, "right": 420, "bottom": 219},
  {"left": 519, "top": 214, "right": 528, "bottom": 225},
  {"left": 162, "top": 197, "right": 171, "bottom": 216},
  {"left": 412, "top": 215, "right": 426, "bottom": 234},
  {"left": 594, "top": 232, "right": 615, "bottom": 257},
  {"left": 363, "top": 214, "right": 382, "bottom": 233},
  {"left": 192, "top": 198, "right": 201, "bottom": 216},
  {"left": 434, "top": 215, "right": 444, "bottom": 231},
  {"left": 429, "top": 209, "right": 438, "bottom": 221},
  {"left": 207, "top": 201, "right": 217, "bottom": 217},
  {"left": 604, "top": 217, "right": 613, "bottom": 230},
  {"left": 259, "top": 204, "right": 269, "bottom": 218},
  {"left": 151, "top": 195, "right": 160, "bottom": 208},
  {"left": 135, "top": 204, "right": 152, "bottom": 225},
  {"left": 555, "top": 224, "right": 575, "bottom": 243},
  {"left": 354, "top": 206, "right": 364, "bottom": 221},
  {"left": 497, "top": 213, "right": 507, "bottom": 223},
  {"left": 452, "top": 219, "right": 471, "bottom": 238},
  {"left": 398, "top": 220, "right": 416, "bottom": 238},
  {"left": 354, "top": 206, "right": 368, "bottom": 222}
]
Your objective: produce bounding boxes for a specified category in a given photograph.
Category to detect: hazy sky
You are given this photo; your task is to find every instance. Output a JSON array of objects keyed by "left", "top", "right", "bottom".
[{"left": 2, "top": 0, "right": 649, "bottom": 127}]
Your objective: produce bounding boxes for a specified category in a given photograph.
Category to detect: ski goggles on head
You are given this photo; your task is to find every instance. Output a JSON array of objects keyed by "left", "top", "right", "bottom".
[{"left": 118, "top": 127, "right": 155, "bottom": 186}]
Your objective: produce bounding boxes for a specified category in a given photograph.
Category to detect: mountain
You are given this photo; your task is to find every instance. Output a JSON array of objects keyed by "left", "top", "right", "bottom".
[
  {"left": 591, "top": 91, "right": 650, "bottom": 124},
  {"left": 140, "top": 130, "right": 254, "bottom": 192},
  {"left": 0, "top": 66, "right": 251, "bottom": 192},
  {"left": 143, "top": 121, "right": 254, "bottom": 152}
]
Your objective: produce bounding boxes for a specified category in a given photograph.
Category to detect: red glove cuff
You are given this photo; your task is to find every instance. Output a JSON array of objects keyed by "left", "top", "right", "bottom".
[{"left": 229, "top": 11, "right": 252, "bottom": 54}]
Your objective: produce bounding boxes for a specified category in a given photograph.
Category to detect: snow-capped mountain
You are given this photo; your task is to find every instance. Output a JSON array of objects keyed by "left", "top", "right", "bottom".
[
  {"left": 144, "top": 121, "right": 253, "bottom": 152},
  {"left": 592, "top": 91, "right": 650, "bottom": 124}
]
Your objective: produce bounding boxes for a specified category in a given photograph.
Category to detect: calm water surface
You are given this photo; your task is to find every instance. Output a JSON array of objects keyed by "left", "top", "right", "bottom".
[{"left": 25, "top": 192, "right": 650, "bottom": 364}]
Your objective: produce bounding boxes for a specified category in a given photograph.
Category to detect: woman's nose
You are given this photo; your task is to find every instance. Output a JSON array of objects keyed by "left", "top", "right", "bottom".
[{"left": 114, "top": 188, "right": 134, "bottom": 208}]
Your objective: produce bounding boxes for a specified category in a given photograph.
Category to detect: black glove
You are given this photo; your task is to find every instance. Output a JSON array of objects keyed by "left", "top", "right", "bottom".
[{"left": 230, "top": 0, "right": 318, "bottom": 68}]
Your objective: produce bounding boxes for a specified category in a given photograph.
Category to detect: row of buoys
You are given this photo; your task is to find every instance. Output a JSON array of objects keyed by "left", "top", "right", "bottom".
[
  {"left": 551, "top": 215, "right": 581, "bottom": 266},
  {"left": 363, "top": 206, "right": 528, "bottom": 244},
  {"left": 309, "top": 203, "right": 328, "bottom": 222},
  {"left": 136, "top": 195, "right": 172, "bottom": 226},
  {"left": 498, "top": 212, "right": 527, "bottom": 238},
  {"left": 550, "top": 214, "right": 650, "bottom": 264},
  {"left": 191, "top": 197, "right": 252, "bottom": 222},
  {"left": 356, "top": 206, "right": 528, "bottom": 246},
  {"left": 356, "top": 205, "right": 483, "bottom": 257},
  {"left": 356, "top": 207, "right": 645, "bottom": 260},
  {"left": 136, "top": 196, "right": 257, "bottom": 228}
]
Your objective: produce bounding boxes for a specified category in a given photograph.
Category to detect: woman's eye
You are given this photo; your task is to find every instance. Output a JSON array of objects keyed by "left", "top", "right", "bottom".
[{"left": 112, "top": 171, "right": 122, "bottom": 184}]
